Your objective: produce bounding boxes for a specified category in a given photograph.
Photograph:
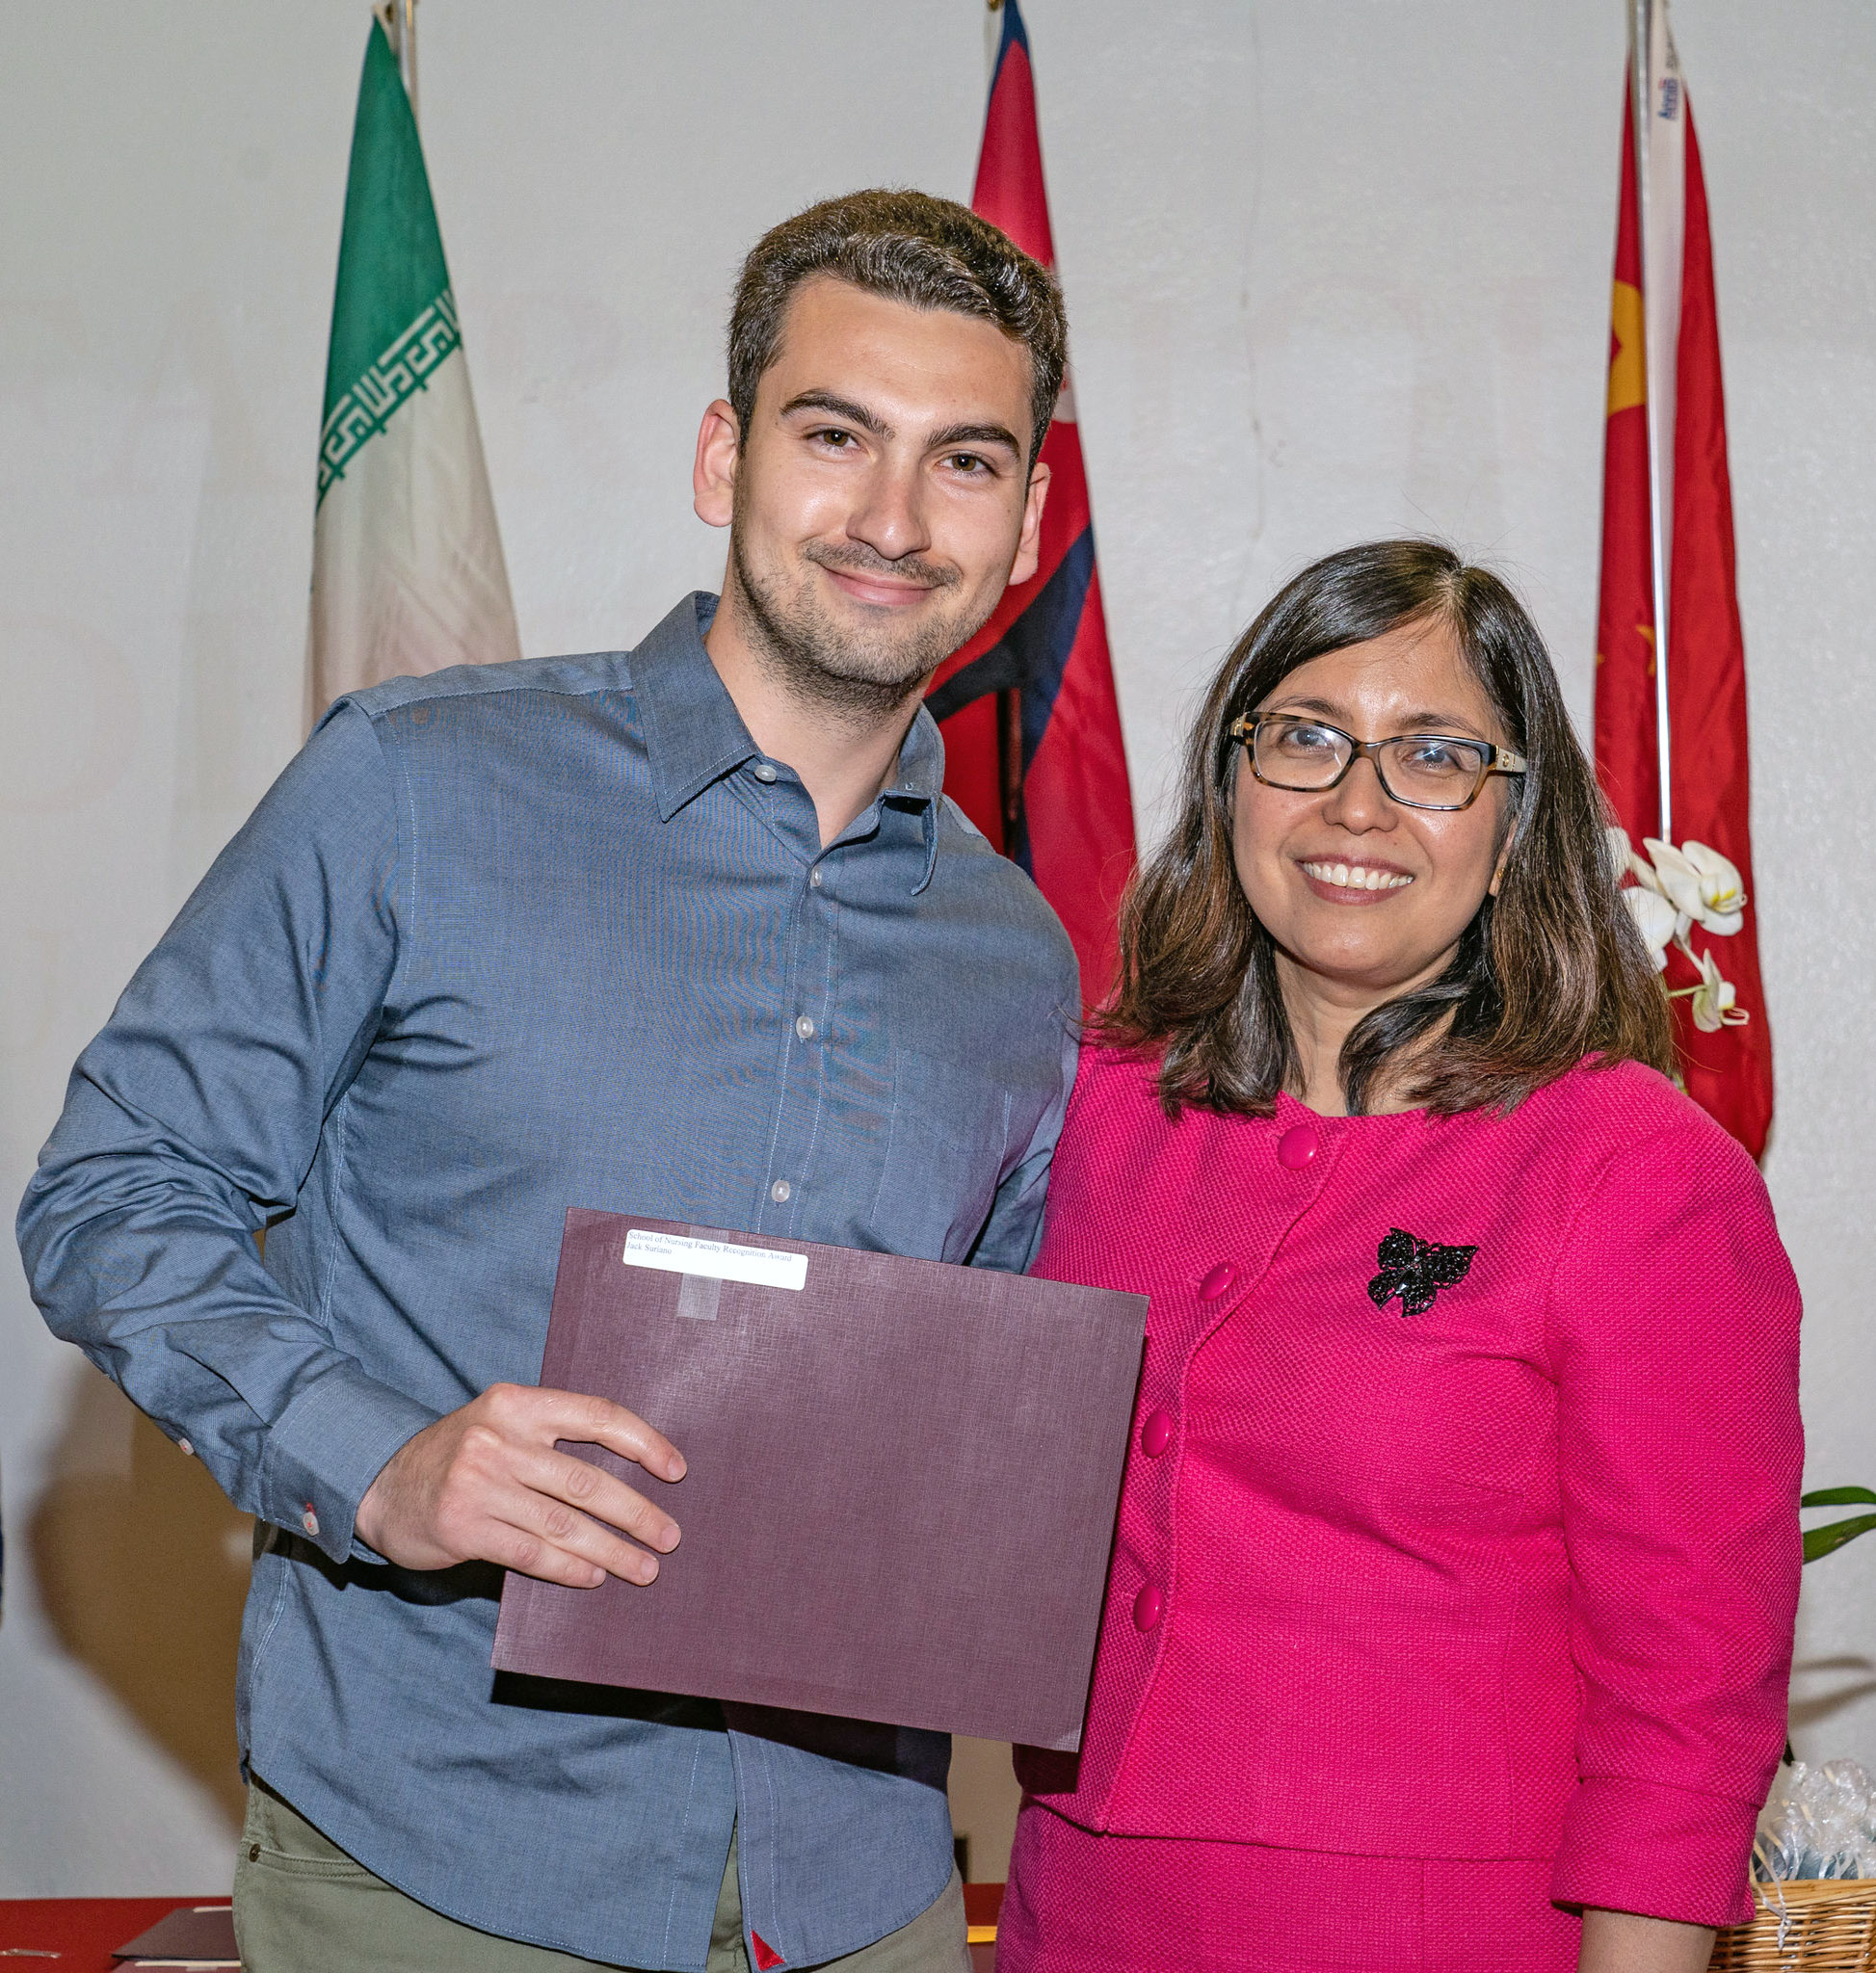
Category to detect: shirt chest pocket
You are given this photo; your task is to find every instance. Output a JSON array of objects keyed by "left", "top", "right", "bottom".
[{"left": 869, "top": 1048, "right": 1014, "bottom": 1263}]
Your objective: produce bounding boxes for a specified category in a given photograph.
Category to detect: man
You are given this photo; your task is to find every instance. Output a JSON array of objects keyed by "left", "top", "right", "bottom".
[{"left": 19, "top": 190, "right": 1080, "bottom": 1973}]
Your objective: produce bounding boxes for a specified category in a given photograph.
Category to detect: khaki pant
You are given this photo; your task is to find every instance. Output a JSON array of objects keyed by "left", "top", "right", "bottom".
[{"left": 234, "top": 1777, "right": 969, "bottom": 1973}]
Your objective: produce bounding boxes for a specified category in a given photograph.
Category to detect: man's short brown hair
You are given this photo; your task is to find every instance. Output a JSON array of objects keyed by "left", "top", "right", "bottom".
[{"left": 727, "top": 188, "right": 1067, "bottom": 467}]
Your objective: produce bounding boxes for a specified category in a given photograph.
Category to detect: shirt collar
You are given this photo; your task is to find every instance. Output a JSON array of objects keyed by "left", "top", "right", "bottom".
[
  {"left": 886, "top": 701, "right": 945, "bottom": 806},
  {"left": 632, "top": 593, "right": 762, "bottom": 823},
  {"left": 887, "top": 706, "right": 945, "bottom": 894},
  {"left": 632, "top": 594, "right": 948, "bottom": 891}
]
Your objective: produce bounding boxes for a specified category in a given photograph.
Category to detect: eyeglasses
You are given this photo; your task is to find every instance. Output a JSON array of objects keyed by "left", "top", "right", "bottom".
[{"left": 1229, "top": 714, "right": 1527, "bottom": 812}]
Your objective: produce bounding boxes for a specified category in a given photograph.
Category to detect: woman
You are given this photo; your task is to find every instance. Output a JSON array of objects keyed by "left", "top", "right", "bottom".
[{"left": 1000, "top": 541, "right": 1801, "bottom": 1973}]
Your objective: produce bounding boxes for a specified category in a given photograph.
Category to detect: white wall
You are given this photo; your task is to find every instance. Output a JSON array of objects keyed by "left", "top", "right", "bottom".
[{"left": 3, "top": 0, "right": 1871, "bottom": 1897}]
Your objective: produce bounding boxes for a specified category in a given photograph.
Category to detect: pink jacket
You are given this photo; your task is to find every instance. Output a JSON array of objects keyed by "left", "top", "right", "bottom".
[{"left": 1018, "top": 1048, "right": 1802, "bottom": 1928}]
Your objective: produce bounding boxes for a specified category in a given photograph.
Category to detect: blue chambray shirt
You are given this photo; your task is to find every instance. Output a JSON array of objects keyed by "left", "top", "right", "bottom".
[{"left": 18, "top": 593, "right": 1080, "bottom": 1971}]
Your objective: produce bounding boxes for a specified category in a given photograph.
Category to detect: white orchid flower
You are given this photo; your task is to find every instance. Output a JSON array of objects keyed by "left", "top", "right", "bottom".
[
  {"left": 1640, "top": 838, "right": 1703, "bottom": 931},
  {"left": 1620, "top": 833, "right": 1673, "bottom": 901},
  {"left": 1643, "top": 836, "right": 1746, "bottom": 937},
  {"left": 1622, "top": 883, "right": 1678, "bottom": 971},
  {"left": 1682, "top": 946, "right": 1750, "bottom": 1032},
  {"left": 1605, "top": 826, "right": 1635, "bottom": 883},
  {"left": 1680, "top": 839, "right": 1747, "bottom": 935},
  {"left": 1616, "top": 831, "right": 1754, "bottom": 1022},
  {"left": 1629, "top": 852, "right": 1665, "bottom": 894}
]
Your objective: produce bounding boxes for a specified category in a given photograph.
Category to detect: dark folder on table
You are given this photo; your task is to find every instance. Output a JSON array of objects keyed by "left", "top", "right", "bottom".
[
  {"left": 111, "top": 1905, "right": 239, "bottom": 1964},
  {"left": 492, "top": 1210, "right": 1147, "bottom": 1750}
]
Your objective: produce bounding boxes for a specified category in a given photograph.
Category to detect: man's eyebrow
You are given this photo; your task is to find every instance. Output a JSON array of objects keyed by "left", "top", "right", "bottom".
[
  {"left": 928, "top": 421, "right": 1023, "bottom": 457},
  {"left": 778, "top": 390, "right": 891, "bottom": 440}
]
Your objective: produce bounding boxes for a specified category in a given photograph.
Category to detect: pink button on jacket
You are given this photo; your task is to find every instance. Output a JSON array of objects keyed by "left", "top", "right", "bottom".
[{"left": 1019, "top": 1048, "right": 1803, "bottom": 1929}]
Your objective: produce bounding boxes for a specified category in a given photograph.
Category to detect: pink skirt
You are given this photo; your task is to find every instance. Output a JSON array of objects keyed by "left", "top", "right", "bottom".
[{"left": 997, "top": 1803, "right": 1579, "bottom": 1973}]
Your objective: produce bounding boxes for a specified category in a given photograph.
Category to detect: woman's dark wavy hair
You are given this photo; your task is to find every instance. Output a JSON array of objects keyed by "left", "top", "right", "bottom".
[{"left": 1098, "top": 539, "right": 1677, "bottom": 1118}]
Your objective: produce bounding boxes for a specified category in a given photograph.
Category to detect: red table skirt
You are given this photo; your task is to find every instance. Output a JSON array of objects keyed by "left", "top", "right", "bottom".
[
  {"left": 0, "top": 1899, "right": 228, "bottom": 1970},
  {"left": 966, "top": 1881, "right": 1005, "bottom": 1969},
  {"left": 1, "top": 1892, "right": 1000, "bottom": 1969}
]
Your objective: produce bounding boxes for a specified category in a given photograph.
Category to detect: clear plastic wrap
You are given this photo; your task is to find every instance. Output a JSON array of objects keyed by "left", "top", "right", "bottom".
[{"left": 1754, "top": 1760, "right": 1876, "bottom": 1882}]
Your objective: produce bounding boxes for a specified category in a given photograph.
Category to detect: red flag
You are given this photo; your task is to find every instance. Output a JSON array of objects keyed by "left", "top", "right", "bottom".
[
  {"left": 1594, "top": 29, "right": 1773, "bottom": 1157},
  {"left": 925, "top": 0, "right": 1136, "bottom": 1006}
]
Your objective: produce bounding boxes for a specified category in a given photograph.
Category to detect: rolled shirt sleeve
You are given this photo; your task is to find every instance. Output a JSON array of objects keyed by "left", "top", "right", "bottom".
[
  {"left": 1545, "top": 1123, "right": 1803, "bottom": 1927},
  {"left": 16, "top": 701, "right": 437, "bottom": 1564}
]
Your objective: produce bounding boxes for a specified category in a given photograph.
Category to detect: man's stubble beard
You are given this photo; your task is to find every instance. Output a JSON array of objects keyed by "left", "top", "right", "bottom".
[{"left": 728, "top": 502, "right": 1003, "bottom": 722}]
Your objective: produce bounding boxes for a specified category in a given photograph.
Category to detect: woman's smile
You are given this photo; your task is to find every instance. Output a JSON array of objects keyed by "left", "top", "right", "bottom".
[
  {"left": 1233, "top": 621, "right": 1513, "bottom": 1022},
  {"left": 1296, "top": 856, "right": 1416, "bottom": 900}
]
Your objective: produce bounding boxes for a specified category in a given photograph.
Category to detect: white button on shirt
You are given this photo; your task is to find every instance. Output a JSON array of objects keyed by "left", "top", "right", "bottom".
[
  {"left": 796, "top": 1016, "right": 815, "bottom": 1040},
  {"left": 771, "top": 1179, "right": 792, "bottom": 1203}
]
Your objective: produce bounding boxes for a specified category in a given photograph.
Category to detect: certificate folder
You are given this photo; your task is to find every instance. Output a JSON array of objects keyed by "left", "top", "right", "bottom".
[
  {"left": 492, "top": 1210, "right": 1148, "bottom": 1750},
  {"left": 110, "top": 1905, "right": 238, "bottom": 1964}
]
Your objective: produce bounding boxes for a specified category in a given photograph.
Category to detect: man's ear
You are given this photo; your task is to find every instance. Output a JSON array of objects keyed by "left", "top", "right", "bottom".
[
  {"left": 1008, "top": 460, "right": 1052, "bottom": 587},
  {"left": 693, "top": 400, "right": 740, "bottom": 529}
]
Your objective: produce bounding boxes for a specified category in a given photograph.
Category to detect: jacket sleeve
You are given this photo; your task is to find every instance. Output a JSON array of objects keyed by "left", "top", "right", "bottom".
[
  {"left": 15, "top": 701, "right": 439, "bottom": 1565},
  {"left": 1545, "top": 1121, "right": 1803, "bottom": 1927}
]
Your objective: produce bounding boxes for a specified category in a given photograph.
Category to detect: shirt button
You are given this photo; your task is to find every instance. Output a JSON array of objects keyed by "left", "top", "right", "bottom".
[
  {"left": 301, "top": 1506, "right": 320, "bottom": 1539},
  {"left": 1140, "top": 1410, "right": 1174, "bottom": 1459},
  {"left": 770, "top": 1179, "right": 792, "bottom": 1203},
  {"left": 753, "top": 762, "right": 778, "bottom": 783},
  {"left": 1278, "top": 1123, "right": 1319, "bottom": 1170},
  {"left": 795, "top": 1015, "right": 815, "bottom": 1041},
  {"left": 809, "top": 869, "right": 823, "bottom": 888},
  {"left": 176, "top": 1438, "right": 194, "bottom": 1458},
  {"left": 1199, "top": 1262, "right": 1237, "bottom": 1301},
  {"left": 1133, "top": 1584, "right": 1163, "bottom": 1631}
]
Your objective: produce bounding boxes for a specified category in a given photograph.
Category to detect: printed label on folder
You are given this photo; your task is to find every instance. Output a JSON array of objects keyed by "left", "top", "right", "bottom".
[{"left": 622, "top": 1229, "right": 807, "bottom": 1292}]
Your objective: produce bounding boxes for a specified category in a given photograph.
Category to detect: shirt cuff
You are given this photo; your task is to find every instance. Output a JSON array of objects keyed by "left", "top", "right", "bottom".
[
  {"left": 257, "top": 1358, "right": 439, "bottom": 1566},
  {"left": 1550, "top": 1774, "right": 1762, "bottom": 1928}
]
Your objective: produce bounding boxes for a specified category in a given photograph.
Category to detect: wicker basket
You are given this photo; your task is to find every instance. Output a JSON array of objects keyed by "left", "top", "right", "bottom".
[{"left": 1708, "top": 1878, "right": 1876, "bottom": 1970}]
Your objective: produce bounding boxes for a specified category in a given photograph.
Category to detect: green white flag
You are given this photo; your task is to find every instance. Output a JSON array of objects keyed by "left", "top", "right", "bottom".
[{"left": 309, "top": 19, "right": 519, "bottom": 716}]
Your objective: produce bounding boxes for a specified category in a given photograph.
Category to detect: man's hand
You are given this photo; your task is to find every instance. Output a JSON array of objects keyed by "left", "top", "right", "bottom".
[{"left": 355, "top": 1383, "right": 686, "bottom": 1588}]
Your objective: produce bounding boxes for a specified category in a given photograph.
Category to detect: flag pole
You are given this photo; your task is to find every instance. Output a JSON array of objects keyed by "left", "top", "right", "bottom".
[
  {"left": 1630, "top": 0, "right": 1681, "bottom": 842},
  {"left": 981, "top": 0, "right": 1024, "bottom": 854},
  {"left": 376, "top": 0, "right": 419, "bottom": 125}
]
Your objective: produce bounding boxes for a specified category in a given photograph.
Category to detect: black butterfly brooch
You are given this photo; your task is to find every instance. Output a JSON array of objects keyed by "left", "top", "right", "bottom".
[{"left": 1367, "top": 1228, "right": 1479, "bottom": 1318}]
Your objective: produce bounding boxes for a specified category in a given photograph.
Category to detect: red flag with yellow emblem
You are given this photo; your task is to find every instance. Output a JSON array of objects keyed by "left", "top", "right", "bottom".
[{"left": 1594, "top": 14, "right": 1773, "bottom": 1158}]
